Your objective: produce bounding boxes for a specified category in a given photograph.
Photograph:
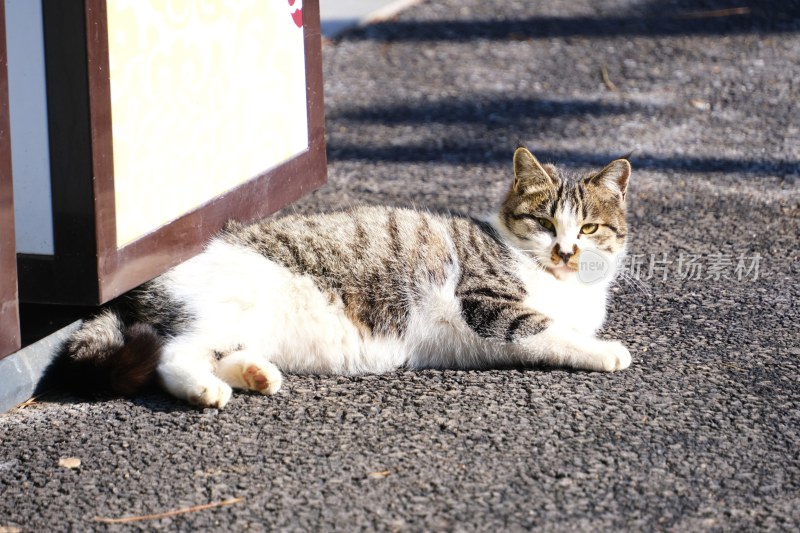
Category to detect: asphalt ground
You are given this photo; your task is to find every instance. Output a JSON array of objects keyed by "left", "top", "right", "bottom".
[{"left": 2, "top": 0, "right": 799, "bottom": 531}]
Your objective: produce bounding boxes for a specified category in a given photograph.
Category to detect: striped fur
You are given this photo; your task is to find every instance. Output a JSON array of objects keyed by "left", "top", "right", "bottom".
[{"left": 61, "top": 147, "right": 633, "bottom": 408}]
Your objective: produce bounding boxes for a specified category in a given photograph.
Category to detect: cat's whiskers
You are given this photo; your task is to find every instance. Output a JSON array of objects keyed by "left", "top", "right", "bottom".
[
  {"left": 511, "top": 247, "right": 550, "bottom": 272},
  {"left": 615, "top": 270, "right": 653, "bottom": 298}
]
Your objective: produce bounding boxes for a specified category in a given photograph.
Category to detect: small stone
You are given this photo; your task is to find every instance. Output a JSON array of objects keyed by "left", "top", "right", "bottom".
[
  {"left": 58, "top": 457, "right": 81, "bottom": 470},
  {"left": 689, "top": 98, "right": 711, "bottom": 110}
]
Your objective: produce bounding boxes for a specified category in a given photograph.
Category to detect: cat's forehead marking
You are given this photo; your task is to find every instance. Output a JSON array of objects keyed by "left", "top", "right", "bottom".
[
  {"left": 554, "top": 194, "right": 582, "bottom": 232},
  {"left": 548, "top": 178, "right": 584, "bottom": 219}
]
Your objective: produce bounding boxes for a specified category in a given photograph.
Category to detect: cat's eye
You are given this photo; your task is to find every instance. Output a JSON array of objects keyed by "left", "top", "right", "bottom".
[
  {"left": 512, "top": 213, "right": 556, "bottom": 233},
  {"left": 581, "top": 223, "right": 599, "bottom": 235},
  {"left": 537, "top": 218, "right": 555, "bottom": 232}
]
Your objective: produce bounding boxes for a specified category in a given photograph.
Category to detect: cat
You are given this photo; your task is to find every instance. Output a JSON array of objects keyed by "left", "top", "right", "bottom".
[{"left": 60, "top": 147, "right": 633, "bottom": 409}]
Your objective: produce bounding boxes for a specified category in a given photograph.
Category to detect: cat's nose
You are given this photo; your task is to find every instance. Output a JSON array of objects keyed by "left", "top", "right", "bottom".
[{"left": 552, "top": 243, "right": 579, "bottom": 265}]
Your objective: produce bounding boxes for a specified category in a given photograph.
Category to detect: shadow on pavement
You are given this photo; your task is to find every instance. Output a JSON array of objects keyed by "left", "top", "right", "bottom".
[
  {"left": 341, "top": 0, "right": 800, "bottom": 42},
  {"left": 331, "top": 97, "right": 637, "bottom": 125},
  {"left": 327, "top": 142, "right": 799, "bottom": 177},
  {"left": 33, "top": 386, "right": 194, "bottom": 414}
]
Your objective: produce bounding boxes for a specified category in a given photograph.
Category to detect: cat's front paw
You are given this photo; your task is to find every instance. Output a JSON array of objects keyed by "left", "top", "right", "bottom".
[
  {"left": 188, "top": 379, "right": 233, "bottom": 409},
  {"left": 596, "top": 340, "right": 632, "bottom": 372}
]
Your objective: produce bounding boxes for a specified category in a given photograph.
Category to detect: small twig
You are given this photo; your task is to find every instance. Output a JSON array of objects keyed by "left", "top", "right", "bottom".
[
  {"left": 676, "top": 7, "right": 750, "bottom": 19},
  {"left": 93, "top": 498, "right": 243, "bottom": 524},
  {"left": 17, "top": 396, "right": 39, "bottom": 409},
  {"left": 600, "top": 64, "right": 618, "bottom": 92}
]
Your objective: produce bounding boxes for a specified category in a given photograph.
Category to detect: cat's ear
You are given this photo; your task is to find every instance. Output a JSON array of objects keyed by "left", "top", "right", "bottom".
[
  {"left": 584, "top": 158, "right": 631, "bottom": 200},
  {"left": 513, "top": 147, "right": 556, "bottom": 193}
]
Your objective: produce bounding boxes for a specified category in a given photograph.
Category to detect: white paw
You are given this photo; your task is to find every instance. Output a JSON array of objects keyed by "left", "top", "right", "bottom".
[
  {"left": 242, "top": 362, "right": 283, "bottom": 395},
  {"left": 188, "top": 379, "right": 233, "bottom": 409},
  {"left": 215, "top": 351, "right": 283, "bottom": 395},
  {"left": 596, "top": 340, "right": 632, "bottom": 372}
]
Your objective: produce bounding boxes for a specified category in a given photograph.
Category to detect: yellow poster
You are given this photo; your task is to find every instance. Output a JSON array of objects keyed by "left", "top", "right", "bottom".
[{"left": 108, "top": 0, "right": 309, "bottom": 247}]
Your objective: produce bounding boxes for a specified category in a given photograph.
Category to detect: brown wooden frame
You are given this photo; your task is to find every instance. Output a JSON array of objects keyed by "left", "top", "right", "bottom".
[
  {"left": 18, "top": 0, "right": 327, "bottom": 305},
  {"left": 0, "top": 1, "right": 20, "bottom": 359}
]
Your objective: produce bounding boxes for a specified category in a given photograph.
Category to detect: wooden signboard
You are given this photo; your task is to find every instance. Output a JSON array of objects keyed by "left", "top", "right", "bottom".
[
  {"left": 0, "top": 1, "right": 20, "bottom": 359},
  {"left": 17, "top": 0, "right": 327, "bottom": 305}
]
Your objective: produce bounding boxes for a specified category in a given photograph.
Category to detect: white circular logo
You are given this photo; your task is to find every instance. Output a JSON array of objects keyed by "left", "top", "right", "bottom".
[{"left": 578, "top": 249, "right": 613, "bottom": 284}]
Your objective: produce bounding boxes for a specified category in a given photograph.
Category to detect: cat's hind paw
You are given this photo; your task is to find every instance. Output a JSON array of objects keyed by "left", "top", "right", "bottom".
[
  {"left": 215, "top": 351, "right": 283, "bottom": 396},
  {"left": 157, "top": 361, "right": 233, "bottom": 409},
  {"left": 188, "top": 379, "right": 233, "bottom": 409},
  {"left": 243, "top": 363, "right": 282, "bottom": 395}
]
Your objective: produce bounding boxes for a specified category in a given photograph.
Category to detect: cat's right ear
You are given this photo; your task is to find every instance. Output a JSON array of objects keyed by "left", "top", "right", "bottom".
[
  {"left": 584, "top": 158, "right": 631, "bottom": 200},
  {"left": 513, "top": 147, "right": 556, "bottom": 194}
]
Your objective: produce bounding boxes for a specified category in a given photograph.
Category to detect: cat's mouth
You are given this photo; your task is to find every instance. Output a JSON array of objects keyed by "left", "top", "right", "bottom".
[{"left": 546, "top": 264, "right": 577, "bottom": 280}]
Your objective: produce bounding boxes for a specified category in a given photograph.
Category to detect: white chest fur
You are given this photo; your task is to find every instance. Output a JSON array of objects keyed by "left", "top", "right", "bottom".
[{"left": 518, "top": 263, "right": 609, "bottom": 336}]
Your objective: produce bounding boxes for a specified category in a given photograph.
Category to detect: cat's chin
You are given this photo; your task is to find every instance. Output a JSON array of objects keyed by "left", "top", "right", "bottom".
[{"left": 546, "top": 265, "right": 577, "bottom": 280}]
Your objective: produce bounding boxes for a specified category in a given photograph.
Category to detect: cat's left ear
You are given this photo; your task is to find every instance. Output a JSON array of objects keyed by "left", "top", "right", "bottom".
[{"left": 584, "top": 159, "right": 631, "bottom": 200}]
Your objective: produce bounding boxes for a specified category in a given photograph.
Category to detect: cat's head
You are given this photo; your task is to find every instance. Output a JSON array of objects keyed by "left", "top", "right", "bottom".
[{"left": 499, "top": 146, "right": 630, "bottom": 283}]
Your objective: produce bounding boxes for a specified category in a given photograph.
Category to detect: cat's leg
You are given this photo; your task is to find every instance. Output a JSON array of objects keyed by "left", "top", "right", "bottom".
[
  {"left": 517, "top": 325, "right": 631, "bottom": 372},
  {"left": 458, "top": 294, "right": 631, "bottom": 372},
  {"left": 157, "top": 338, "right": 233, "bottom": 408},
  {"left": 215, "top": 348, "right": 283, "bottom": 395}
]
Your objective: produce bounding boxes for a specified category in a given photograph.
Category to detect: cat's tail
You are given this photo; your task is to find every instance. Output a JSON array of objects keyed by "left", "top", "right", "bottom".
[{"left": 49, "top": 309, "right": 162, "bottom": 397}]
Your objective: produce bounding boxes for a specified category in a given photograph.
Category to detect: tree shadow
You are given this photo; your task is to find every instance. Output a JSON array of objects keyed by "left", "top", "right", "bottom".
[
  {"left": 331, "top": 97, "right": 636, "bottom": 125},
  {"left": 340, "top": 0, "right": 800, "bottom": 42},
  {"left": 327, "top": 141, "right": 799, "bottom": 177}
]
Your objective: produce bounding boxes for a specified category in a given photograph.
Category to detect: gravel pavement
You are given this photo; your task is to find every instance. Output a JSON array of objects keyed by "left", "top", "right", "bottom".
[{"left": 2, "top": 0, "right": 799, "bottom": 531}]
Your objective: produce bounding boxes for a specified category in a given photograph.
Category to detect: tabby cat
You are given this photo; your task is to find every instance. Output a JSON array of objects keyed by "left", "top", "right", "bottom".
[{"left": 63, "top": 147, "right": 633, "bottom": 409}]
